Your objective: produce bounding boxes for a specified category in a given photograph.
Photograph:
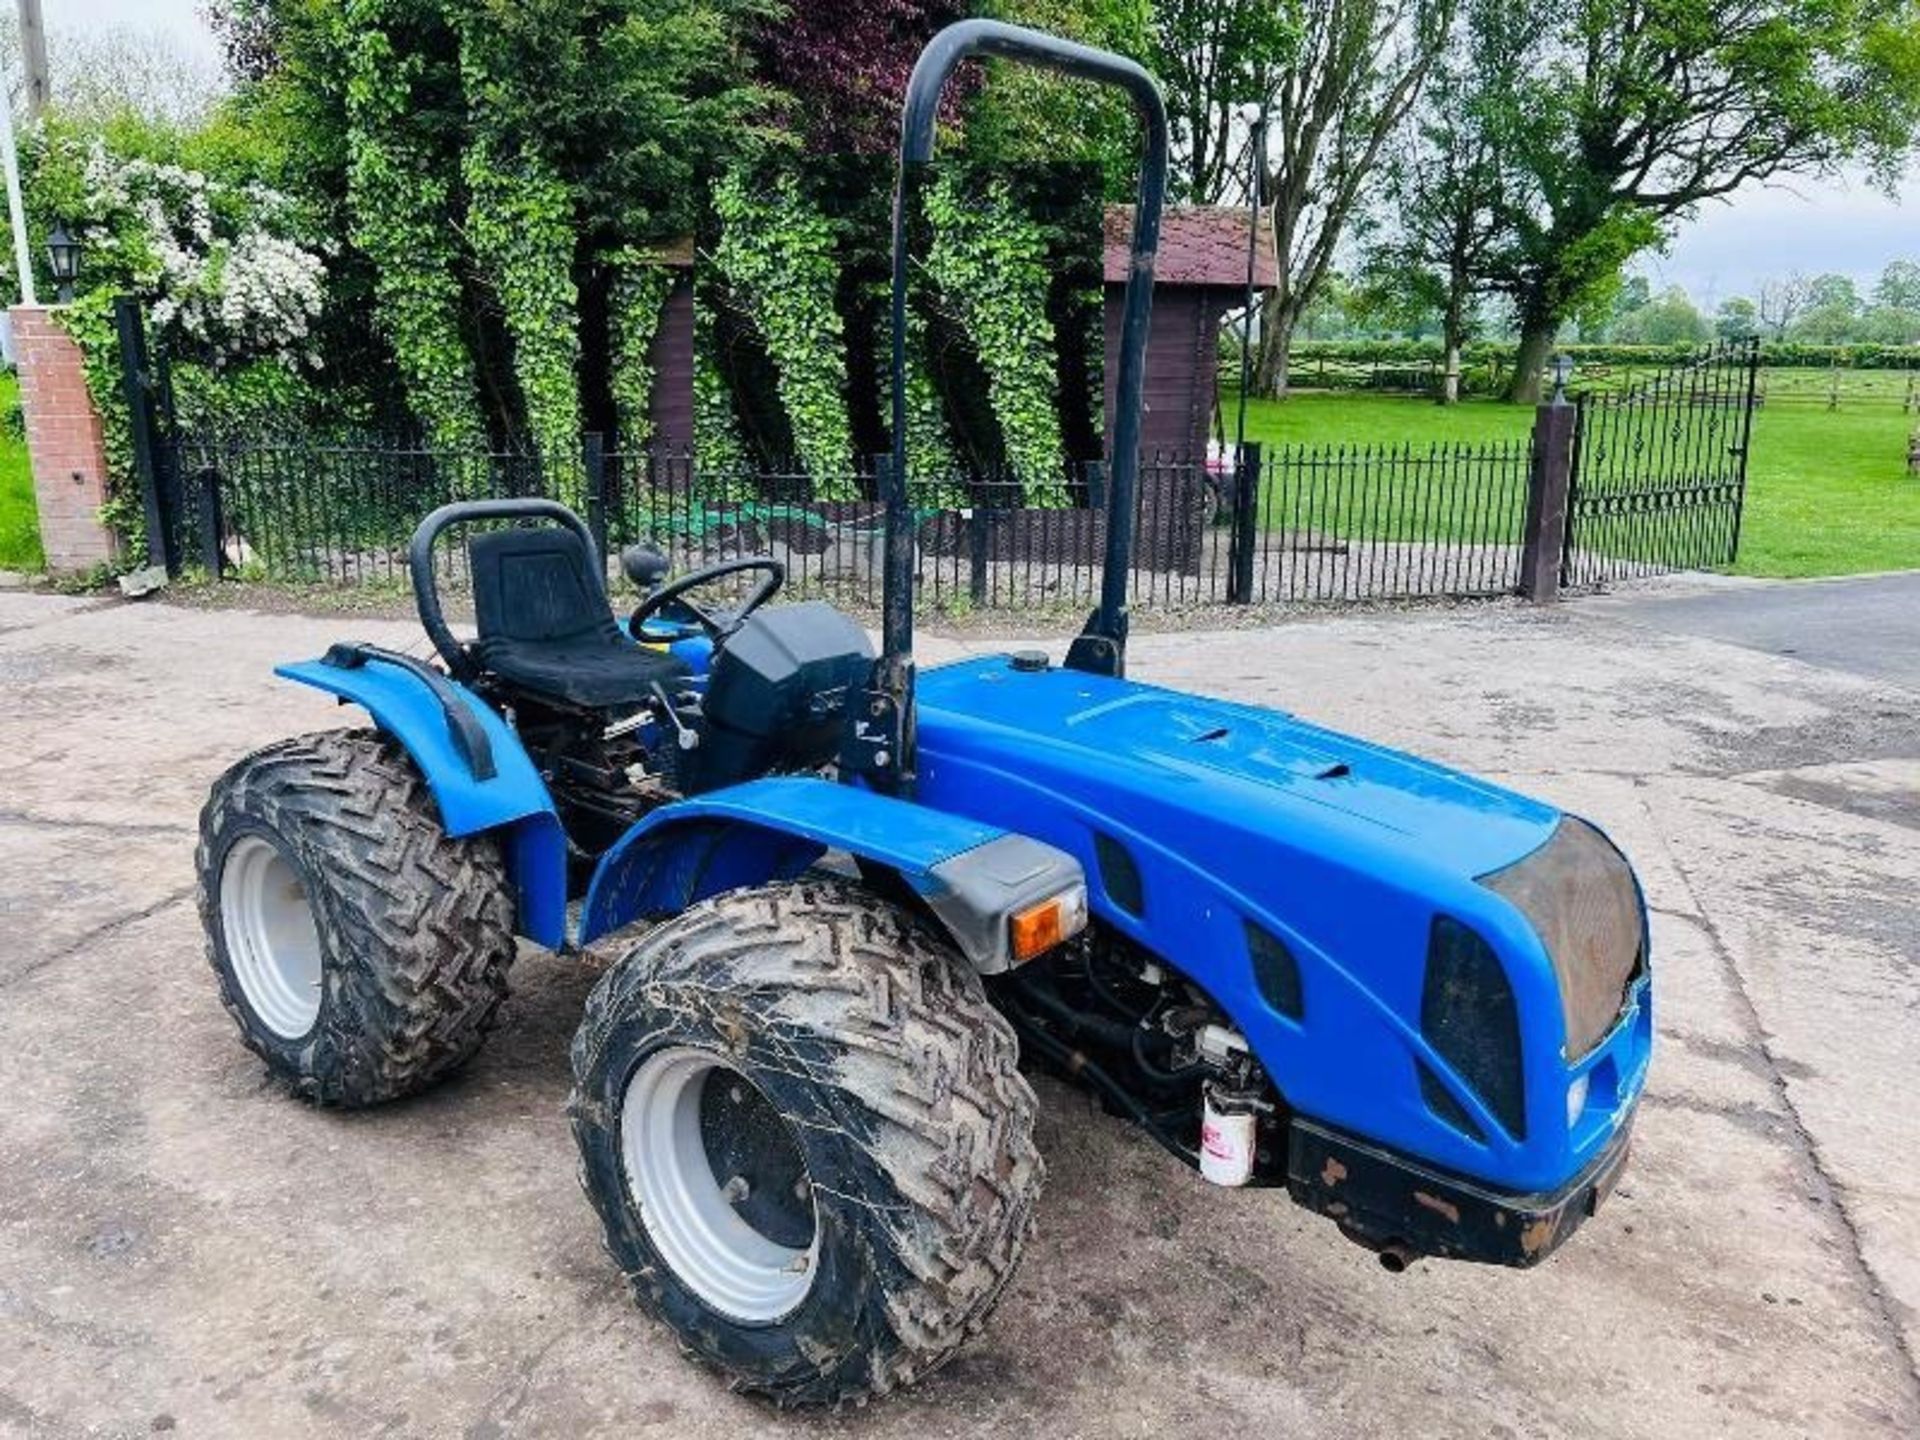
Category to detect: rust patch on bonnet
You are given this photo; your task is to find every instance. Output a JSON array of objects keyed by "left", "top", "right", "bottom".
[
  {"left": 1321, "top": 1157, "right": 1347, "bottom": 1187},
  {"left": 1413, "top": 1190, "right": 1461, "bottom": 1225}
]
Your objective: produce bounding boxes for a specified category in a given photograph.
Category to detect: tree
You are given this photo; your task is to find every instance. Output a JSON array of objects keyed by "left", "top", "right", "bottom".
[
  {"left": 1148, "top": 0, "right": 1297, "bottom": 204},
  {"left": 1609, "top": 285, "right": 1708, "bottom": 345},
  {"left": 962, "top": 0, "right": 1155, "bottom": 201},
  {"left": 1491, "top": 0, "right": 1920, "bottom": 401},
  {"left": 1603, "top": 274, "right": 1652, "bottom": 324},
  {"left": 751, "top": 0, "right": 968, "bottom": 155},
  {"left": 1714, "top": 296, "right": 1759, "bottom": 342},
  {"left": 1255, "top": 0, "right": 1456, "bottom": 397},
  {"left": 207, "top": 0, "right": 285, "bottom": 85},
  {"left": 1291, "top": 267, "right": 1434, "bottom": 339},
  {"left": 1787, "top": 275, "right": 1863, "bottom": 344},
  {"left": 1782, "top": 272, "right": 1862, "bottom": 343},
  {"left": 1366, "top": 0, "right": 1523, "bottom": 401},
  {"left": 1860, "top": 303, "right": 1920, "bottom": 345},
  {"left": 1872, "top": 259, "right": 1920, "bottom": 313},
  {"left": 1806, "top": 273, "right": 1862, "bottom": 315},
  {"left": 1758, "top": 274, "right": 1813, "bottom": 338}
]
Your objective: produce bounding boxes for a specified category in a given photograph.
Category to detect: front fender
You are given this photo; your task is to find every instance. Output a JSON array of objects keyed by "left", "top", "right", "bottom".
[
  {"left": 579, "top": 776, "right": 1083, "bottom": 970},
  {"left": 278, "top": 654, "right": 569, "bottom": 947}
]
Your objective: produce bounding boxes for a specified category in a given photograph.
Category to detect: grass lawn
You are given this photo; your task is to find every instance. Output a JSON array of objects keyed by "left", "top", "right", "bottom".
[
  {"left": 1730, "top": 407, "right": 1919, "bottom": 577},
  {"left": 1230, "top": 391, "right": 1534, "bottom": 450},
  {"left": 1225, "top": 389, "right": 1920, "bottom": 578},
  {"left": 0, "top": 373, "right": 43, "bottom": 571},
  {"left": 1225, "top": 392, "right": 1534, "bottom": 546}
]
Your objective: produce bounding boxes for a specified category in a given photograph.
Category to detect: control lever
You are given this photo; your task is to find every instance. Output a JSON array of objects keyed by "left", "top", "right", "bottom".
[
  {"left": 601, "top": 685, "right": 700, "bottom": 749},
  {"left": 621, "top": 544, "right": 671, "bottom": 594},
  {"left": 651, "top": 681, "right": 701, "bottom": 750}
]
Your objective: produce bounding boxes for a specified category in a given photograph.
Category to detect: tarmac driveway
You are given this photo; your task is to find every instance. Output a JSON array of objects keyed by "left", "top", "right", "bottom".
[
  {"left": 1, "top": 579, "right": 1916, "bottom": 1438},
  {"left": 1590, "top": 571, "right": 1920, "bottom": 691}
]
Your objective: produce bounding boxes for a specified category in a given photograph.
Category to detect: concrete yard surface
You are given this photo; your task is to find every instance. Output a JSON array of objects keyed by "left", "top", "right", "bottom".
[{"left": 1, "top": 581, "right": 1916, "bottom": 1438}]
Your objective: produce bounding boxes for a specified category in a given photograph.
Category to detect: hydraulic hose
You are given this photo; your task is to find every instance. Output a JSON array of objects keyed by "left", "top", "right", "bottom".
[
  {"left": 1130, "top": 1027, "right": 1209, "bottom": 1085},
  {"left": 1004, "top": 971, "right": 1171, "bottom": 1055},
  {"left": 997, "top": 991, "right": 1199, "bottom": 1167},
  {"left": 1084, "top": 951, "right": 1155, "bottom": 1024}
]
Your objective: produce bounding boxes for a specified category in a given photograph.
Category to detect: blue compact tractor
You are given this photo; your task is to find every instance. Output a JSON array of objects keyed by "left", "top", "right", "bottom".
[{"left": 195, "top": 21, "right": 1650, "bottom": 1407}]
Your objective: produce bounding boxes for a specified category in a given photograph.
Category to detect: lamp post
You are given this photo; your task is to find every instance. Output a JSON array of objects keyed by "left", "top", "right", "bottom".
[
  {"left": 1234, "top": 103, "right": 1267, "bottom": 455},
  {"left": 1549, "top": 352, "right": 1575, "bottom": 406},
  {"left": 46, "top": 219, "right": 80, "bottom": 303}
]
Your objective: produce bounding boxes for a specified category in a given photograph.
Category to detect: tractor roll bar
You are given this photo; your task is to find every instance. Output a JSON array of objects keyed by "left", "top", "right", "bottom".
[
  {"left": 408, "top": 498, "right": 606, "bottom": 679},
  {"left": 888, "top": 19, "right": 1169, "bottom": 676}
]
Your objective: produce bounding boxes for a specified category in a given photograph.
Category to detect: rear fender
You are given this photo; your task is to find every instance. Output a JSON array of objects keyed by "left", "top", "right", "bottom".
[
  {"left": 579, "top": 775, "right": 1083, "bottom": 971},
  {"left": 278, "top": 654, "right": 569, "bottom": 948}
]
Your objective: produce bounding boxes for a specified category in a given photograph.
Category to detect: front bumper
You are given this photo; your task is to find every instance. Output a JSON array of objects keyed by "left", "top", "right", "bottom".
[{"left": 1286, "top": 1115, "right": 1634, "bottom": 1268}]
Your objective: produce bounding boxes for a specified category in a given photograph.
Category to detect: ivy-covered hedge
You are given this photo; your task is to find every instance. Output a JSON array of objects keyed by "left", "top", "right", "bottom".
[
  {"left": 608, "top": 258, "right": 674, "bottom": 448},
  {"left": 711, "top": 169, "right": 860, "bottom": 500},
  {"left": 923, "top": 168, "right": 1069, "bottom": 507},
  {"left": 696, "top": 155, "right": 1103, "bottom": 509},
  {"left": 338, "top": 0, "right": 486, "bottom": 455}
]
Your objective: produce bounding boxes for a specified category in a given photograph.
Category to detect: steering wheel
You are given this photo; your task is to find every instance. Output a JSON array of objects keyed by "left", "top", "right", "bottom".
[{"left": 630, "top": 556, "right": 786, "bottom": 643}]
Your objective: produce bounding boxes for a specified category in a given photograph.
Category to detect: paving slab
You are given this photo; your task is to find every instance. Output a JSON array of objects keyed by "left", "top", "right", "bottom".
[{"left": 0, "top": 584, "right": 1914, "bottom": 1438}]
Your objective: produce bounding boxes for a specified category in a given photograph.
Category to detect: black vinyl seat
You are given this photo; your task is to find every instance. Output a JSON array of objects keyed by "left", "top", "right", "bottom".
[{"left": 468, "top": 526, "right": 687, "bottom": 709}]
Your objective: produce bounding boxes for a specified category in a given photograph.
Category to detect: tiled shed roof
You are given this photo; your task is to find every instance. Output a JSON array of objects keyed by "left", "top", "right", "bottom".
[{"left": 1103, "top": 204, "right": 1277, "bottom": 289}]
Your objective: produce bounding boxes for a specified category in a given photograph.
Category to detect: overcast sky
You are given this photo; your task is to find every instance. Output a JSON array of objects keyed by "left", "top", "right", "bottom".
[
  {"left": 58, "top": 0, "right": 1920, "bottom": 306},
  {"left": 1636, "top": 170, "right": 1920, "bottom": 305}
]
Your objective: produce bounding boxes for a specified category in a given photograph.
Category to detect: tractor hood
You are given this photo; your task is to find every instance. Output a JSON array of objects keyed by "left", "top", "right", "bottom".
[
  {"left": 913, "top": 657, "right": 1558, "bottom": 882},
  {"left": 909, "top": 655, "right": 1641, "bottom": 1198}
]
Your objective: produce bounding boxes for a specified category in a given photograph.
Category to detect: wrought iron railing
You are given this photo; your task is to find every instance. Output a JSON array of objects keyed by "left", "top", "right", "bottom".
[{"left": 169, "top": 431, "right": 1549, "bottom": 612}]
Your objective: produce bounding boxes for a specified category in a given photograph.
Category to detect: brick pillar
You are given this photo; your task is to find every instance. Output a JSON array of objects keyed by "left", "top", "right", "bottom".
[{"left": 12, "top": 305, "right": 119, "bottom": 572}]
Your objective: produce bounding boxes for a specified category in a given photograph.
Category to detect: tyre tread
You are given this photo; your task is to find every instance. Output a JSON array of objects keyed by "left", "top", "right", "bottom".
[
  {"left": 196, "top": 728, "right": 516, "bottom": 1106},
  {"left": 572, "top": 877, "right": 1043, "bottom": 1407}
]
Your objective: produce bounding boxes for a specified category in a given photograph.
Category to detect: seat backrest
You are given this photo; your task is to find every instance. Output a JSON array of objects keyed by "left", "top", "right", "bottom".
[{"left": 469, "top": 526, "right": 614, "bottom": 645}]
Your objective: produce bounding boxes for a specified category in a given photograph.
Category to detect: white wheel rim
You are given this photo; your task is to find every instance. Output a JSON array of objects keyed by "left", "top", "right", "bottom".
[
  {"left": 620, "top": 1047, "right": 819, "bottom": 1324},
  {"left": 220, "top": 834, "right": 323, "bottom": 1040}
]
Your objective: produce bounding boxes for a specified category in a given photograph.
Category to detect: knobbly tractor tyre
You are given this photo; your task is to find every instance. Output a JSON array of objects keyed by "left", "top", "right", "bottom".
[
  {"left": 195, "top": 729, "right": 517, "bottom": 1106},
  {"left": 569, "top": 878, "right": 1043, "bottom": 1407}
]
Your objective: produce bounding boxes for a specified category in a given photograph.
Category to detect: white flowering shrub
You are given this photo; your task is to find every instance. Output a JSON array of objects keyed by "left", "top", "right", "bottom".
[
  {"left": 17, "top": 120, "right": 340, "bottom": 550},
  {"left": 70, "top": 137, "right": 328, "bottom": 371}
]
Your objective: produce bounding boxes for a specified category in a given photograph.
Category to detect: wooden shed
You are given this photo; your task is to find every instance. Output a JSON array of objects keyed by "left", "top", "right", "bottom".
[
  {"left": 639, "top": 238, "right": 696, "bottom": 449},
  {"left": 1101, "top": 205, "right": 1279, "bottom": 460}
]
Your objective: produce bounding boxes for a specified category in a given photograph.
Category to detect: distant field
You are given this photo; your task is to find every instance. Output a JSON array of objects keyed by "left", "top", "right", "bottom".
[
  {"left": 1226, "top": 389, "right": 1920, "bottom": 579},
  {"left": 0, "top": 373, "right": 41, "bottom": 571},
  {"left": 1752, "top": 365, "right": 1920, "bottom": 412}
]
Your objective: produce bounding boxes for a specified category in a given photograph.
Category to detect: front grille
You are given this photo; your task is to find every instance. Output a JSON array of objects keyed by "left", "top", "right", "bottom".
[
  {"left": 1481, "top": 818, "right": 1643, "bottom": 1059},
  {"left": 1422, "top": 918, "right": 1526, "bottom": 1137}
]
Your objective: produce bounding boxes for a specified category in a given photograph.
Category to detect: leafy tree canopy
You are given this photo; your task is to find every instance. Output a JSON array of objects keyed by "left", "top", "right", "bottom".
[
  {"left": 750, "top": 0, "right": 968, "bottom": 154},
  {"left": 1491, "top": 0, "right": 1920, "bottom": 398},
  {"left": 1149, "top": 0, "right": 1297, "bottom": 203},
  {"left": 961, "top": 0, "right": 1155, "bottom": 200}
]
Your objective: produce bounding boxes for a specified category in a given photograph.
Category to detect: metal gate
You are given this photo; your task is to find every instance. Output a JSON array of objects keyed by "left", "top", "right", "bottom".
[
  {"left": 115, "top": 296, "right": 213, "bottom": 577},
  {"left": 1563, "top": 339, "right": 1760, "bottom": 587}
]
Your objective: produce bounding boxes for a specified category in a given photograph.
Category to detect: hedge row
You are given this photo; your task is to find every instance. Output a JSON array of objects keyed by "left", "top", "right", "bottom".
[{"left": 1274, "top": 339, "right": 1920, "bottom": 370}]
